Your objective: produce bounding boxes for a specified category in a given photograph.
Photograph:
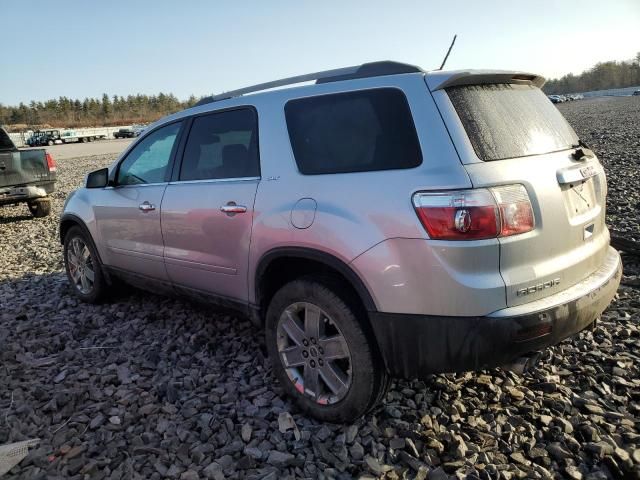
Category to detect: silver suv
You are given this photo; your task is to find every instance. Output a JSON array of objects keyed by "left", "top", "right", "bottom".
[{"left": 60, "top": 61, "right": 621, "bottom": 422}]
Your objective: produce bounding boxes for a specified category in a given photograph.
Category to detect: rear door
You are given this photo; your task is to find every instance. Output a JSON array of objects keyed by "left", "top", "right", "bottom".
[
  {"left": 93, "top": 121, "right": 183, "bottom": 281},
  {"left": 430, "top": 80, "right": 609, "bottom": 307},
  {"left": 161, "top": 107, "right": 260, "bottom": 302}
]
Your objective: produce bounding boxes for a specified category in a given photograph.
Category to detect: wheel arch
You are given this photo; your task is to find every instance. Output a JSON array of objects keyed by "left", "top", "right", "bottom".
[
  {"left": 59, "top": 213, "right": 104, "bottom": 265},
  {"left": 254, "top": 247, "right": 378, "bottom": 318}
]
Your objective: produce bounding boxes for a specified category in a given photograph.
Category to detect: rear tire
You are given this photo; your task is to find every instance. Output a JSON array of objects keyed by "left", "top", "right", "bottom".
[
  {"left": 27, "top": 199, "right": 51, "bottom": 218},
  {"left": 47, "top": 140, "right": 54, "bottom": 146},
  {"left": 63, "top": 226, "right": 108, "bottom": 303},
  {"left": 265, "top": 278, "right": 388, "bottom": 423}
]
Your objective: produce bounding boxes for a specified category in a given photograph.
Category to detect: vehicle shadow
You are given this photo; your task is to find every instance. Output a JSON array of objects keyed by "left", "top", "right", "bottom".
[{"left": 0, "top": 214, "right": 33, "bottom": 224}]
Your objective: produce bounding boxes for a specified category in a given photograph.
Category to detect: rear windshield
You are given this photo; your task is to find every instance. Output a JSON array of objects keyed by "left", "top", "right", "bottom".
[{"left": 446, "top": 83, "right": 579, "bottom": 161}]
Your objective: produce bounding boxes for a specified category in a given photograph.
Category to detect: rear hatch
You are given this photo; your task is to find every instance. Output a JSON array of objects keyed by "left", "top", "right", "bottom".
[
  {"left": 427, "top": 73, "right": 609, "bottom": 307},
  {"left": 0, "top": 129, "right": 53, "bottom": 189}
]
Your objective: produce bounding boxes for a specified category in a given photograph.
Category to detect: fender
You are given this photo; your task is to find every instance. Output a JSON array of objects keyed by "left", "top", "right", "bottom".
[
  {"left": 59, "top": 213, "right": 105, "bottom": 265},
  {"left": 254, "top": 246, "right": 378, "bottom": 312}
]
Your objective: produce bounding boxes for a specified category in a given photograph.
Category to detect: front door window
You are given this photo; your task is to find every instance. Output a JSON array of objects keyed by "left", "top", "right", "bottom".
[{"left": 117, "top": 122, "right": 182, "bottom": 185}]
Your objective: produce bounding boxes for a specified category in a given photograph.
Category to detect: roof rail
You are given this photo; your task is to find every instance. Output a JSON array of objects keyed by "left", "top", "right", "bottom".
[{"left": 194, "top": 61, "right": 423, "bottom": 107}]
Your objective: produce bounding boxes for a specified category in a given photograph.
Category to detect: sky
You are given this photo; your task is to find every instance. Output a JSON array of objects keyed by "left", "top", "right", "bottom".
[{"left": 1, "top": 0, "right": 639, "bottom": 105}]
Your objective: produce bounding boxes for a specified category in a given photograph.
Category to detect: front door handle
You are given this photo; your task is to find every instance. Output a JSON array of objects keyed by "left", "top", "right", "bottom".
[
  {"left": 220, "top": 202, "right": 247, "bottom": 214},
  {"left": 139, "top": 201, "right": 155, "bottom": 212}
]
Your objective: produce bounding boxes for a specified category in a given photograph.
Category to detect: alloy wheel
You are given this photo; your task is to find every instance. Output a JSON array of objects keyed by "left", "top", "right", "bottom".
[
  {"left": 67, "top": 237, "right": 95, "bottom": 295},
  {"left": 276, "top": 302, "right": 352, "bottom": 404}
]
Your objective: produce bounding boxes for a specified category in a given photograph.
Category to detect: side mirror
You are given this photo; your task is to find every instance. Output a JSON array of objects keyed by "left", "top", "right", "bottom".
[{"left": 86, "top": 168, "right": 109, "bottom": 188}]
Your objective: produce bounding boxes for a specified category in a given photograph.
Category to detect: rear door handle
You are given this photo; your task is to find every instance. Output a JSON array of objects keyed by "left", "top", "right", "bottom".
[
  {"left": 139, "top": 201, "right": 155, "bottom": 212},
  {"left": 220, "top": 202, "right": 247, "bottom": 214}
]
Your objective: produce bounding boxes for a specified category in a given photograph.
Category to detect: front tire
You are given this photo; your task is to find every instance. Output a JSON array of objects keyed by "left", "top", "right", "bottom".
[
  {"left": 265, "top": 278, "right": 388, "bottom": 423},
  {"left": 63, "top": 226, "right": 107, "bottom": 303}
]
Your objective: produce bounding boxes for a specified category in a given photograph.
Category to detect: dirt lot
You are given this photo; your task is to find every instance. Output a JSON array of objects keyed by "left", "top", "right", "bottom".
[{"left": 1, "top": 97, "right": 639, "bottom": 479}]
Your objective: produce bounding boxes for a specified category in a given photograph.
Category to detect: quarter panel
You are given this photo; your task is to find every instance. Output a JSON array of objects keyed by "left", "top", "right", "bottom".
[
  {"left": 351, "top": 238, "right": 505, "bottom": 316},
  {"left": 247, "top": 75, "right": 474, "bottom": 306}
]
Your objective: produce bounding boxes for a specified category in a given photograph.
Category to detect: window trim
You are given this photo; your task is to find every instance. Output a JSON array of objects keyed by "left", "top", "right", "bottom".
[
  {"left": 284, "top": 86, "right": 423, "bottom": 176},
  {"left": 171, "top": 105, "right": 261, "bottom": 183},
  {"left": 168, "top": 176, "right": 260, "bottom": 186},
  {"left": 114, "top": 119, "right": 186, "bottom": 187}
]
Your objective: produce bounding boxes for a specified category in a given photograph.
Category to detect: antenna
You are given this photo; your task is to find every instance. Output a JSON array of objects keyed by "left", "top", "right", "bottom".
[{"left": 438, "top": 34, "right": 457, "bottom": 70}]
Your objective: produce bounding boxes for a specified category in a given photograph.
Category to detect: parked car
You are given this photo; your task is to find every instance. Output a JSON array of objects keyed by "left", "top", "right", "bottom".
[
  {"left": 633, "top": 90, "right": 640, "bottom": 96},
  {"left": 132, "top": 124, "right": 147, "bottom": 136},
  {"left": 548, "top": 95, "right": 562, "bottom": 103},
  {"left": 1, "top": 127, "right": 56, "bottom": 217},
  {"left": 60, "top": 61, "right": 621, "bottom": 422},
  {"left": 27, "top": 129, "right": 104, "bottom": 145},
  {"left": 26, "top": 129, "right": 63, "bottom": 146},
  {"left": 113, "top": 128, "right": 137, "bottom": 139}
]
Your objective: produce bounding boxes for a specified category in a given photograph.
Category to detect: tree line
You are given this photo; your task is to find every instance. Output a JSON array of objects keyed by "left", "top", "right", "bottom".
[
  {"left": 2, "top": 53, "right": 639, "bottom": 130},
  {"left": 0, "top": 93, "right": 199, "bottom": 131},
  {"left": 543, "top": 52, "right": 640, "bottom": 94}
]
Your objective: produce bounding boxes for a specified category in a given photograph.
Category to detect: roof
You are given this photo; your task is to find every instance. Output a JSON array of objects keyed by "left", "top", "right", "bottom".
[
  {"left": 194, "top": 63, "right": 546, "bottom": 108},
  {"left": 194, "top": 61, "right": 424, "bottom": 107}
]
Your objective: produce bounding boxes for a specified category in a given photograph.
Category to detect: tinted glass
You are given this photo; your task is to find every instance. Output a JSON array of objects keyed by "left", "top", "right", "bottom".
[
  {"left": 0, "top": 129, "right": 15, "bottom": 150},
  {"left": 447, "top": 84, "right": 579, "bottom": 161},
  {"left": 180, "top": 108, "right": 259, "bottom": 181},
  {"left": 117, "top": 122, "right": 182, "bottom": 185},
  {"left": 285, "top": 88, "right": 422, "bottom": 175}
]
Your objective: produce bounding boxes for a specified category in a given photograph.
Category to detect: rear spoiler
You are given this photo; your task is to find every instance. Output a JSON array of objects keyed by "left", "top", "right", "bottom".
[{"left": 426, "top": 70, "right": 546, "bottom": 91}]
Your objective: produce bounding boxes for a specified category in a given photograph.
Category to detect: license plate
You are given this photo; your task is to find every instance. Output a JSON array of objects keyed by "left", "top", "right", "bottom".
[{"left": 564, "top": 178, "right": 597, "bottom": 218}]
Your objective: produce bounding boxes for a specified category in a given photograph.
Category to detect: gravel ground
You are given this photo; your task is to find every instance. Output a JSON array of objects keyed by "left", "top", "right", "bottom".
[{"left": 1, "top": 97, "right": 639, "bottom": 480}]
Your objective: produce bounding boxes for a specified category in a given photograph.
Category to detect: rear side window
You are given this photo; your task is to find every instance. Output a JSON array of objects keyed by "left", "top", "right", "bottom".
[
  {"left": 285, "top": 88, "right": 422, "bottom": 175},
  {"left": 447, "top": 83, "right": 579, "bottom": 161},
  {"left": 180, "top": 108, "right": 259, "bottom": 181}
]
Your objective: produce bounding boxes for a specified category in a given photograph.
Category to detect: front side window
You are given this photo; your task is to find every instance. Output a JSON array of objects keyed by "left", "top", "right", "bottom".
[
  {"left": 117, "top": 121, "right": 182, "bottom": 185},
  {"left": 285, "top": 88, "right": 422, "bottom": 175},
  {"left": 180, "top": 108, "right": 259, "bottom": 181},
  {"left": 446, "top": 83, "right": 579, "bottom": 161}
]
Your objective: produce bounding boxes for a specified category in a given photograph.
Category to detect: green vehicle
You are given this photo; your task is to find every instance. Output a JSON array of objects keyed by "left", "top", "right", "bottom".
[{"left": 1, "top": 127, "right": 56, "bottom": 217}]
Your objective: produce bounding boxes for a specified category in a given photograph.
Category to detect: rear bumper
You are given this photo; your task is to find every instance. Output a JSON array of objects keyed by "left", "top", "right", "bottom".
[
  {"left": 369, "top": 247, "right": 622, "bottom": 378},
  {"left": 0, "top": 182, "right": 54, "bottom": 206}
]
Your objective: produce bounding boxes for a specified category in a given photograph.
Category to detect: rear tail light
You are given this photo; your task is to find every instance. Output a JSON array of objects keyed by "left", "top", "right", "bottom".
[
  {"left": 45, "top": 153, "right": 57, "bottom": 172},
  {"left": 491, "top": 184, "right": 534, "bottom": 237},
  {"left": 413, "top": 184, "right": 534, "bottom": 240}
]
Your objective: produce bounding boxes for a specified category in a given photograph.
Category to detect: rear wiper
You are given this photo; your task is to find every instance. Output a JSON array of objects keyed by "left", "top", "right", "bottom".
[{"left": 571, "top": 140, "right": 595, "bottom": 161}]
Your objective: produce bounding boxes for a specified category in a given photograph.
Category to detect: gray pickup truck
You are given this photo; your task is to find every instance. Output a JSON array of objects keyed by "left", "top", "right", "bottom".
[{"left": 0, "top": 127, "right": 56, "bottom": 217}]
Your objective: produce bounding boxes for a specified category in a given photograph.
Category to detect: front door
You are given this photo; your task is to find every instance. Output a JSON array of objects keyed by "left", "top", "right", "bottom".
[
  {"left": 161, "top": 108, "right": 260, "bottom": 302},
  {"left": 94, "top": 121, "right": 183, "bottom": 281}
]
